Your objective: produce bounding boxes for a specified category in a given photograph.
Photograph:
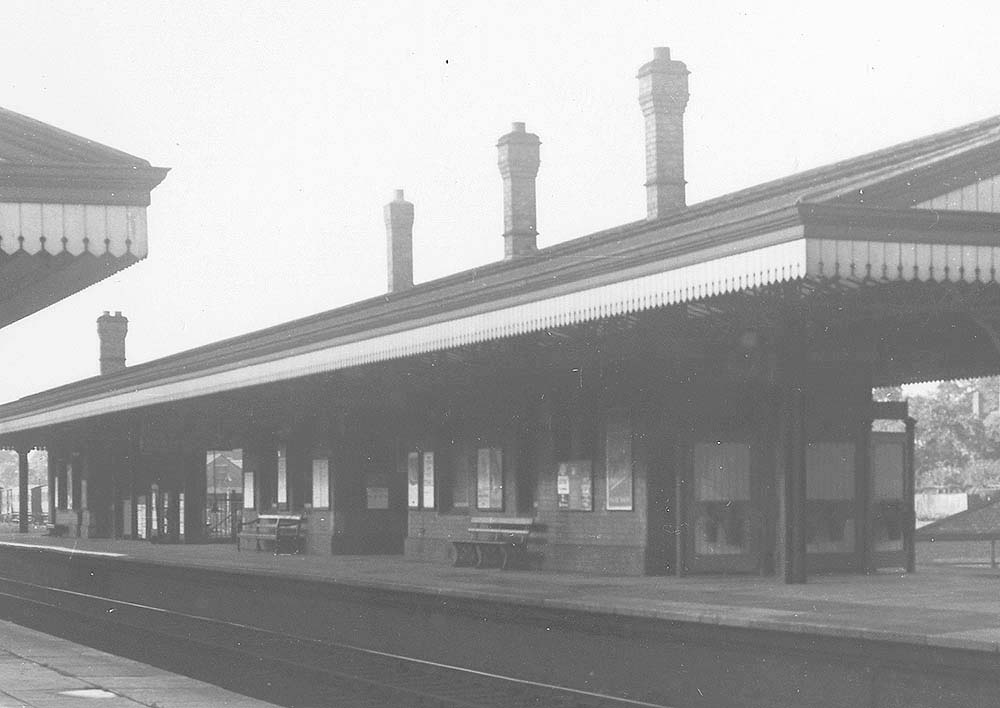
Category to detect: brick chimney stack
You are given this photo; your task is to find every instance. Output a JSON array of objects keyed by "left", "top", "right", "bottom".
[
  {"left": 384, "top": 189, "right": 414, "bottom": 292},
  {"left": 497, "top": 122, "right": 541, "bottom": 259},
  {"left": 97, "top": 311, "right": 128, "bottom": 375},
  {"left": 638, "top": 47, "right": 689, "bottom": 219}
]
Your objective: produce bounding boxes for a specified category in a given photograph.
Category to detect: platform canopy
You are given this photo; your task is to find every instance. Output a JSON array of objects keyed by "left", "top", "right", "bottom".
[
  {"left": 0, "top": 107, "right": 169, "bottom": 329},
  {"left": 2, "top": 113, "right": 1000, "bottom": 438}
]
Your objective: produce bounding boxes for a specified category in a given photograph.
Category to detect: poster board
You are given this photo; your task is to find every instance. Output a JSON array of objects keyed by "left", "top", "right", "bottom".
[
  {"left": 366, "top": 471, "right": 390, "bottom": 509},
  {"left": 557, "top": 460, "right": 593, "bottom": 511},
  {"left": 312, "top": 458, "right": 330, "bottom": 509},
  {"left": 276, "top": 445, "right": 287, "bottom": 506},
  {"left": 422, "top": 451, "right": 435, "bottom": 509},
  {"left": 476, "top": 447, "right": 503, "bottom": 510},
  {"left": 243, "top": 470, "right": 255, "bottom": 509},
  {"left": 407, "top": 452, "right": 420, "bottom": 508},
  {"left": 605, "top": 411, "right": 633, "bottom": 511}
]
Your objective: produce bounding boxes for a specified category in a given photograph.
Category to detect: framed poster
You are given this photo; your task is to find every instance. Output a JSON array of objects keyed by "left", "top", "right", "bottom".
[
  {"left": 557, "top": 460, "right": 593, "bottom": 511},
  {"left": 422, "top": 451, "right": 435, "bottom": 509},
  {"left": 606, "top": 410, "right": 633, "bottom": 511},
  {"left": 407, "top": 452, "right": 420, "bottom": 508},
  {"left": 243, "top": 470, "right": 255, "bottom": 509},
  {"left": 312, "top": 458, "right": 330, "bottom": 509},
  {"left": 276, "top": 445, "right": 287, "bottom": 506},
  {"left": 366, "top": 470, "right": 390, "bottom": 509},
  {"left": 476, "top": 447, "right": 503, "bottom": 510}
]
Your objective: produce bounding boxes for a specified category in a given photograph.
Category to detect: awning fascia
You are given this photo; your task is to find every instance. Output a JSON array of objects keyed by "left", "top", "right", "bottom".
[{"left": 0, "top": 229, "right": 808, "bottom": 434}]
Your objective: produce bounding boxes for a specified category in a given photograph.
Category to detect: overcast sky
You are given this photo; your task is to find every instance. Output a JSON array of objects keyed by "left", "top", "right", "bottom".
[{"left": 1, "top": 1, "right": 999, "bottom": 403}]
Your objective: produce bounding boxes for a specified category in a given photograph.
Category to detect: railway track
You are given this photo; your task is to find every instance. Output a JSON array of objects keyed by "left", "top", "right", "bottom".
[{"left": 0, "top": 575, "right": 675, "bottom": 708}]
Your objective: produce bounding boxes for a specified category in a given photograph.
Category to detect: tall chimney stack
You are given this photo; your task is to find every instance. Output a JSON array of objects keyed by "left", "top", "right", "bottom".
[
  {"left": 497, "top": 122, "right": 541, "bottom": 259},
  {"left": 384, "top": 189, "right": 414, "bottom": 292},
  {"left": 97, "top": 311, "right": 127, "bottom": 375},
  {"left": 638, "top": 47, "right": 689, "bottom": 219}
]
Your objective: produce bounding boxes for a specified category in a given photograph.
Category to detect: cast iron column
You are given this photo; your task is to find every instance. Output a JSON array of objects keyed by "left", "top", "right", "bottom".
[
  {"left": 17, "top": 447, "right": 29, "bottom": 533},
  {"left": 46, "top": 447, "right": 57, "bottom": 526},
  {"left": 784, "top": 386, "right": 808, "bottom": 583},
  {"left": 904, "top": 416, "right": 917, "bottom": 573},
  {"left": 782, "top": 319, "right": 808, "bottom": 584}
]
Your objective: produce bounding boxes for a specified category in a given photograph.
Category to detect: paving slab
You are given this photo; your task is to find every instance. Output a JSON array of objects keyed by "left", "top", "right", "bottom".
[{"left": 0, "top": 619, "right": 279, "bottom": 708}]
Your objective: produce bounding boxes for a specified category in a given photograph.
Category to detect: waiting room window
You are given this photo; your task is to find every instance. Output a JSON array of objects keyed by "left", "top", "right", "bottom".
[{"left": 693, "top": 441, "right": 751, "bottom": 556}]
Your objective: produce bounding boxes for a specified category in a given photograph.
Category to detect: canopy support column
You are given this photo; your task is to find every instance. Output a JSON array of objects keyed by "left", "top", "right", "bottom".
[
  {"left": 780, "top": 319, "right": 808, "bottom": 585},
  {"left": 17, "top": 447, "right": 29, "bottom": 533},
  {"left": 904, "top": 416, "right": 917, "bottom": 573},
  {"left": 784, "top": 384, "right": 808, "bottom": 584}
]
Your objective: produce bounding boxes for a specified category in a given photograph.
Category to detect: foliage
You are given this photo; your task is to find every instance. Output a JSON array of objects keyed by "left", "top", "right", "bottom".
[
  {"left": 907, "top": 378, "right": 1000, "bottom": 490},
  {"left": 0, "top": 450, "right": 48, "bottom": 491}
]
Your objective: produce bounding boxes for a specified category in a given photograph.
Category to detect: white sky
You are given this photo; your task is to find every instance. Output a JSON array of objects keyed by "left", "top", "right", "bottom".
[{"left": 1, "top": 1, "right": 999, "bottom": 403}]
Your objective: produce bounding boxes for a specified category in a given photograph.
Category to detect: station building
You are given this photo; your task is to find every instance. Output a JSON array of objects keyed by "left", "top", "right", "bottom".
[
  {"left": 0, "top": 105, "right": 167, "bottom": 533},
  {"left": 3, "top": 49, "right": 1000, "bottom": 582}
]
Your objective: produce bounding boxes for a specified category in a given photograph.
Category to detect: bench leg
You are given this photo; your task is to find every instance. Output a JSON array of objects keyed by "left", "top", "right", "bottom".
[
  {"left": 452, "top": 542, "right": 475, "bottom": 567},
  {"left": 475, "top": 544, "right": 503, "bottom": 569}
]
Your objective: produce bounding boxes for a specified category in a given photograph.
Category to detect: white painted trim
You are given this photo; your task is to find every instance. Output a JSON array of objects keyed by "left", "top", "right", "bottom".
[
  {"left": 0, "top": 236, "right": 808, "bottom": 433},
  {"left": 806, "top": 239, "right": 1000, "bottom": 283},
  {"left": 916, "top": 175, "right": 1000, "bottom": 213},
  {"left": 0, "top": 203, "right": 147, "bottom": 257}
]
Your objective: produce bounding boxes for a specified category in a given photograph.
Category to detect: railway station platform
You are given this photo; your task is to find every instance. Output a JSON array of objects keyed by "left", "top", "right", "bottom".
[
  {"left": 0, "top": 534, "right": 998, "bottom": 708},
  {"left": 0, "top": 533, "right": 996, "bottom": 655},
  {"left": 0, "top": 618, "right": 278, "bottom": 708}
]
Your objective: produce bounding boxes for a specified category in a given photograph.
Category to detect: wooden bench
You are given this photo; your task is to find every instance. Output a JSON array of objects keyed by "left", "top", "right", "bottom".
[
  {"left": 237, "top": 514, "right": 305, "bottom": 555},
  {"left": 452, "top": 517, "right": 533, "bottom": 570},
  {"left": 45, "top": 523, "right": 69, "bottom": 537}
]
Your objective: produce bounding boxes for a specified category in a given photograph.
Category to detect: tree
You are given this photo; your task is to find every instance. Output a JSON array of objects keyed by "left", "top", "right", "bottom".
[{"left": 908, "top": 378, "right": 1000, "bottom": 489}]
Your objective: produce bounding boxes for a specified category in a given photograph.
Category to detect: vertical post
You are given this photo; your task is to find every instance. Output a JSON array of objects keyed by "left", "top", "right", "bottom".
[
  {"left": 784, "top": 385, "right": 808, "bottom": 584},
  {"left": 675, "top": 441, "right": 688, "bottom": 577},
  {"left": 18, "top": 447, "right": 29, "bottom": 533},
  {"left": 47, "top": 448, "right": 58, "bottom": 526},
  {"left": 130, "top": 425, "right": 140, "bottom": 539},
  {"left": 779, "top": 317, "right": 809, "bottom": 584},
  {"left": 854, "top": 414, "right": 872, "bottom": 573},
  {"left": 903, "top": 416, "right": 917, "bottom": 573},
  {"left": 183, "top": 448, "right": 206, "bottom": 543}
]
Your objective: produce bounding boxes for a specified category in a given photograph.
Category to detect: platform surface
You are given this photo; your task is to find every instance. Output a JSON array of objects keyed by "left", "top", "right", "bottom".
[
  {"left": 0, "top": 618, "right": 279, "bottom": 708},
  {"left": 1, "top": 533, "right": 999, "bottom": 656}
]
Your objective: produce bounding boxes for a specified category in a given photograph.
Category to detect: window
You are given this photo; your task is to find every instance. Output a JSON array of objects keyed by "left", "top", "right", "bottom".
[
  {"left": 451, "top": 447, "right": 471, "bottom": 510},
  {"left": 476, "top": 447, "right": 503, "bottom": 511}
]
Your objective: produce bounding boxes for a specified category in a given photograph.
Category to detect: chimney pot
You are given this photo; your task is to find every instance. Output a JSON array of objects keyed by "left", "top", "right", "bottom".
[
  {"left": 384, "top": 189, "right": 414, "bottom": 292},
  {"left": 497, "top": 122, "right": 541, "bottom": 259},
  {"left": 638, "top": 46, "right": 690, "bottom": 219},
  {"left": 97, "top": 311, "right": 128, "bottom": 375}
]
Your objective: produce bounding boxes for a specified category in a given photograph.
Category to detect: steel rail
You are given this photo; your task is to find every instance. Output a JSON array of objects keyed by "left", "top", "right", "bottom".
[{"left": 0, "top": 575, "right": 676, "bottom": 708}]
